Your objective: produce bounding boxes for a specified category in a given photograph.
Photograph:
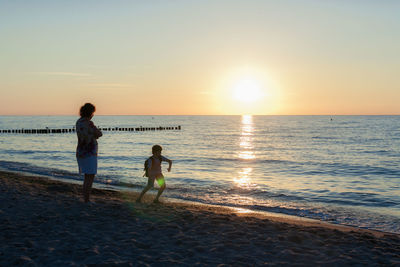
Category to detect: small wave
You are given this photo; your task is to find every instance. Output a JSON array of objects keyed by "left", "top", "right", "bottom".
[
  {"left": 308, "top": 197, "right": 398, "bottom": 208},
  {"left": 311, "top": 136, "right": 338, "bottom": 140},
  {"left": 172, "top": 159, "right": 197, "bottom": 163},
  {"left": 198, "top": 156, "right": 293, "bottom": 165},
  {"left": 2, "top": 149, "right": 63, "bottom": 155},
  {"left": 0, "top": 160, "right": 81, "bottom": 181},
  {"left": 99, "top": 155, "right": 142, "bottom": 162},
  {"left": 361, "top": 150, "right": 390, "bottom": 154},
  {"left": 301, "top": 162, "right": 400, "bottom": 178}
]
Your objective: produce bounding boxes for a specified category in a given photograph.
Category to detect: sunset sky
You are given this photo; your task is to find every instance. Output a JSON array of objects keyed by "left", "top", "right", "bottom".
[{"left": 1, "top": 0, "right": 399, "bottom": 115}]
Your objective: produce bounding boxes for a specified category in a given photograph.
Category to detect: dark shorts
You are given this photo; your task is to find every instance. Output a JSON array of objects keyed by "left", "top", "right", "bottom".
[{"left": 147, "top": 173, "right": 165, "bottom": 187}]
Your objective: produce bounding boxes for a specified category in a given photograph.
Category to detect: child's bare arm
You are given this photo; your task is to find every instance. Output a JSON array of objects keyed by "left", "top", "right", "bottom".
[{"left": 167, "top": 159, "right": 172, "bottom": 172}]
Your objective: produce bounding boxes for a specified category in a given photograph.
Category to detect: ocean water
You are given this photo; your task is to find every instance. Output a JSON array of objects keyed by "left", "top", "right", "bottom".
[{"left": 0, "top": 115, "right": 399, "bottom": 233}]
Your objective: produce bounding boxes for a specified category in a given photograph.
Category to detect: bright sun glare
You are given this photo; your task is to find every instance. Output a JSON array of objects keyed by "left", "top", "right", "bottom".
[{"left": 233, "top": 78, "right": 263, "bottom": 103}]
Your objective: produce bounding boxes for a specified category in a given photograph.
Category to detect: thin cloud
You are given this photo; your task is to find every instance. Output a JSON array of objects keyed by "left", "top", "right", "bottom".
[
  {"left": 87, "top": 83, "right": 134, "bottom": 88},
  {"left": 29, "top": 72, "right": 93, "bottom": 77}
]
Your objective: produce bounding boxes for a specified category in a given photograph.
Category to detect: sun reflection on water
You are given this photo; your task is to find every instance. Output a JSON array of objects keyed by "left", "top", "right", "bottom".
[
  {"left": 233, "top": 207, "right": 252, "bottom": 214},
  {"left": 234, "top": 115, "right": 257, "bottom": 190},
  {"left": 234, "top": 167, "right": 253, "bottom": 187},
  {"left": 238, "top": 115, "right": 255, "bottom": 160},
  {"left": 241, "top": 115, "right": 254, "bottom": 136},
  {"left": 238, "top": 151, "right": 255, "bottom": 160},
  {"left": 242, "top": 114, "right": 252, "bottom": 125}
]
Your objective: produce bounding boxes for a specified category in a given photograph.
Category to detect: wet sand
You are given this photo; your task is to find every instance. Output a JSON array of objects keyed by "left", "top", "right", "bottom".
[{"left": 1, "top": 171, "right": 399, "bottom": 266}]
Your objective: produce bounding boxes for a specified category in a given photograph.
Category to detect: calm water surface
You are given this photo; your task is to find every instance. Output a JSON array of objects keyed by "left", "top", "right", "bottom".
[{"left": 0, "top": 115, "right": 399, "bottom": 233}]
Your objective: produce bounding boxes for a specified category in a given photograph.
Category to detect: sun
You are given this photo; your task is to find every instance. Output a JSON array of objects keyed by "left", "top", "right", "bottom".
[
  {"left": 233, "top": 78, "right": 263, "bottom": 103},
  {"left": 215, "top": 67, "right": 280, "bottom": 114}
]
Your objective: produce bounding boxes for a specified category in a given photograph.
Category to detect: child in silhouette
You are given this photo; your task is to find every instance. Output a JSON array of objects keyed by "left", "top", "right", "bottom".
[{"left": 137, "top": 145, "right": 172, "bottom": 203}]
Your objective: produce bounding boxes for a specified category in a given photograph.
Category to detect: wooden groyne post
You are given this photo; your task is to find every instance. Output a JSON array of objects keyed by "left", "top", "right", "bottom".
[{"left": 0, "top": 126, "right": 181, "bottom": 134}]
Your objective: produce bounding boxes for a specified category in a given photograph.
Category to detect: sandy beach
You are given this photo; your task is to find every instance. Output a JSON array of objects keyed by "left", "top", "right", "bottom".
[{"left": 1, "top": 171, "right": 399, "bottom": 266}]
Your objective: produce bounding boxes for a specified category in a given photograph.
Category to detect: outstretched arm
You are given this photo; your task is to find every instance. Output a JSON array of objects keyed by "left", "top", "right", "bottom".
[{"left": 167, "top": 159, "right": 172, "bottom": 172}]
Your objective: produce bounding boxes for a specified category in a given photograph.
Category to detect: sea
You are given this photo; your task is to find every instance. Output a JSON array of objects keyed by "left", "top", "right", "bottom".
[{"left": 0, "top": 115, "right": 399, "bottom": 234}]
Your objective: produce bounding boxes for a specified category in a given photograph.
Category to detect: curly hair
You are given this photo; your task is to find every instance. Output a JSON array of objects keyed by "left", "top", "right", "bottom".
[{"left": 79, "top": 103, "right": 96, "bottom": 118}]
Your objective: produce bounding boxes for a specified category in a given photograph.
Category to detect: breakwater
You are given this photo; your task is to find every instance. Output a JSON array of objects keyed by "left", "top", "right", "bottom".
[{"left": 0, "top": 126, "right": 181, "bottom": 134}]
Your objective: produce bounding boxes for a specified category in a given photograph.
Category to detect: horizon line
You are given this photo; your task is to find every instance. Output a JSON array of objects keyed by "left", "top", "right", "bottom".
[{"left": 0, "top": 114, "right": 399, "bottom": 116}]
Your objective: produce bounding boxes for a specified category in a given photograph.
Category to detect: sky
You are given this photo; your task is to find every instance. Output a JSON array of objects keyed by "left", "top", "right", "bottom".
[{"left": 1, "top": 0, "right": 399, "bottom": 115}]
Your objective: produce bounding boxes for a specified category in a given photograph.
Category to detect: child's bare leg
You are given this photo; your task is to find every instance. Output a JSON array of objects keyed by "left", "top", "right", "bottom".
[
  {"left": 154, "top": 178, "right": 166, "bottom": 203},
  {"left": 136, "top": 185, "right": 152, "bottom": 202},
  {"left": 137, "top": 177, "right": 154, "bottom": 202},
  {"left": 83, "top": 174, "right": 95, "bottom": 203}
]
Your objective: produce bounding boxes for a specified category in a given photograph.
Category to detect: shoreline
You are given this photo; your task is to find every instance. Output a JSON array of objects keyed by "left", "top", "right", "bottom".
[
  {"left": 6, "top": 168, "right": 399, "bottom": 237},
  {"left": 1, "top": 170, "right": 399, "bottom": 265}
]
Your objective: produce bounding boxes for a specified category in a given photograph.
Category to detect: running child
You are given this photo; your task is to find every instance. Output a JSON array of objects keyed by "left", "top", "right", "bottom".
[{"left": 136, "top": 145, "right": 172, "bottom": 203}]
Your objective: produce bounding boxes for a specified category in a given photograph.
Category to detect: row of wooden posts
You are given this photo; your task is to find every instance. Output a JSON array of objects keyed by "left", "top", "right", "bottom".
[{"left": 0, "top": 126, "right": 181, "bottom": 134}]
